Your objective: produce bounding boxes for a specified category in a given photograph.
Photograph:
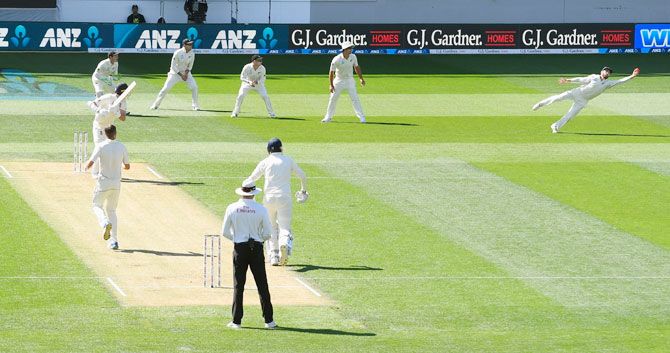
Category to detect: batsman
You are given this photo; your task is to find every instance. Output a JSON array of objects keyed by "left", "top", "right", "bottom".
[{"left": 244, "top": 138, "right": 308, "bottom": 266}]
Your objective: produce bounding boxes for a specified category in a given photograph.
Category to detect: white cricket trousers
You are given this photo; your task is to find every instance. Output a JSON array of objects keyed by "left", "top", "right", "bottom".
[
  {"left": 324, "top": 78, "right": 365, "bottom": 121},
  {"left": 152, "top": 73, "right": 199, "bottom": 108},
  {"left": 537, "top": 89, "right": 588, "bottom": 130},
  {"left": 92, "top": 76, "right": 113, "bottom": 98},
  {"left": 263, "top": 194, "right": 293, "bottom": 256},
  {"left": 92, "top": 188, "right": 120, "bottom": 244},
  {"left": 232, "top": 83, "right": 275, "bottom": 116},
  {"left": 90, "top": 124, "right": 108, "bottom": 176}
]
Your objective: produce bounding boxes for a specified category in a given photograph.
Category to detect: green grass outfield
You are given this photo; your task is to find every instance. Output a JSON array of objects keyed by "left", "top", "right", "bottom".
[{"left": 1, "top": 71, "right": 669, "bottom": 352}]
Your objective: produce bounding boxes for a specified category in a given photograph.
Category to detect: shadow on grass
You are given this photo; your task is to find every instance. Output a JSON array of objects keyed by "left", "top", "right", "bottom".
[
  {"left": 245, "top": 326, "right": 376, "bottom": 336},
  {"left": 288, "top": 264, "right": 384, "bottom": 273},
  {"left": 233, "top": 116, "right": 306, "bottom": 121},
  {"left": 118, "top": 249, "right": 202, "bottom": 257},
  {"left": 126, "top": 113, "right": 165, "bottom": 118},
  {"left": 562, "top": 132, "right": 670, "bottom": 138},
  {"left": 121, "top": 178, "right": 205, "bottom": 186},
  {"left": 326, "top": 121, "right": 418, "bottom": 126}
]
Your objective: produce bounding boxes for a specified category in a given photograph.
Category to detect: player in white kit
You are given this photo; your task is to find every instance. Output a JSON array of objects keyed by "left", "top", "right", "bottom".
[
  {"left": 532, "top": 66, "right": 640, "bottom": 133},
  {"left": 322, "top": 41, "right": 366, "bottom": 124},
  {"left": 85, "top": 125, "right": 130, "bottom": 250},
  {"left": 245, "top": 138, "right": 308, "bottom": 266},
  {"left": 231, "top": 55, "right": 276, "bottom": 118},
  {"left": 150, "top": 39, "right": 200, "bottom": 111},
  {"left": 91, "top": 51, "right": 119, "bottom": 98},
  {"left": 86, "top": 83, "right": 128, "bottom": 176}
]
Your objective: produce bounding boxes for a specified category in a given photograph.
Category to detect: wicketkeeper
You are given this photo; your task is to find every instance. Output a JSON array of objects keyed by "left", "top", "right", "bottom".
[{"left": 91, "top": 51, "right": 119, "bottom": 98}]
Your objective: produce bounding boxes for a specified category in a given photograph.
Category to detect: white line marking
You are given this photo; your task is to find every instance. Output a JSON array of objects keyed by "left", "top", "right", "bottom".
[
  {"left": 0, "top": 165, "right": 12, "bottom": 178},
  {"left": 107, "top": 277, "right": 127, "bottom": 297},
  {"left": 0, "top": 276, "right": 101, "bottom": 279},
  {"left": 146, "top": 166, "right": 164, "bottom": 179},
  {"left": 309, "top": 276, "right": 670, "bottom": 280},
  {"left": 295, "top": 277, "right": 322, "bottom": 297}
]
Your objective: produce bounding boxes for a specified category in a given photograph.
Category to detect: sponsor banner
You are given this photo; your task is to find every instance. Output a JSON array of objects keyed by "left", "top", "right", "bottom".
[
  {"left": 288, "top": 24, "right": 635, "bottom": 51},
  {"left": 0, "top": 22, "right": 112, "bottom": 51},
  {"left": 634, "top": 24, "right": 670, "bottom": 53}
]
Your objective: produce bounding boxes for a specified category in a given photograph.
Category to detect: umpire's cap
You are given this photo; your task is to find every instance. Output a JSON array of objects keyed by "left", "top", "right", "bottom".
[
  {"left": 115, "top": 82, "right": 129, "bottom": 95},
  {"left": 267, "top": 137, "right": 282, "bottom": 153}
]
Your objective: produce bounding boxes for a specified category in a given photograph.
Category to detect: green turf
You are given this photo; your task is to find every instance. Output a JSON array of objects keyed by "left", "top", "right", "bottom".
[{"left": 1, "top": 70, "right": 669, "bottom": 352}]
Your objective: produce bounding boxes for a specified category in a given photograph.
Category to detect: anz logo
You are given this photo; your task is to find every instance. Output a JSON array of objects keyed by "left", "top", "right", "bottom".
[
  {"left": 258, "top": 27, "right": 278, "bottom": 49},
  {"left": 83, "top": 26, "right": 103, "bottom": 48},
  {"left": 186, "top": 27, "right": 203, "bottom": 48},
  {"left": 639, "top": 28, "right": 670, "bottom": 47},
  {"left": 135, "top": 30, "right": 181, "bottom": 49},
  {"left": 0, "top": 25, "right": 31, "bottom": 48},
  {"left": 40, "top": 27, "right": 82, "bottom": 48},
  {"left": 211, "top": 30, "right": 256, "bottom": 49}
]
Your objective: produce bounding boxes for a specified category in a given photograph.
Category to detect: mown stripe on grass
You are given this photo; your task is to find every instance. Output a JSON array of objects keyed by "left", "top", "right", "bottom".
[{"left": 321, "top": 158, "right": 670, "bottom": 315}]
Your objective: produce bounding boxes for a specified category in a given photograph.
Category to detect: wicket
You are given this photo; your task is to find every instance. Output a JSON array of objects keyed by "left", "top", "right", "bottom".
[
  {"left": 73, "top": 131, "right": 88, "bottom": 172},
  {"left": 203, "top": 234, "right": 222, "bottom": 288}
]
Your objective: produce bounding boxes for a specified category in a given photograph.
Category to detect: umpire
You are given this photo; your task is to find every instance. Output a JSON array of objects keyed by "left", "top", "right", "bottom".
[{"left": 221, "top": 180, "right": 276, "bottom": 329}]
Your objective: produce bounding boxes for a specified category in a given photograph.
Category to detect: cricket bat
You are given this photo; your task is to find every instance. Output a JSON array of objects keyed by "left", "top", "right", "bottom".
[{"left": 111, "top": 81, "right": 136, "bottom": 108}]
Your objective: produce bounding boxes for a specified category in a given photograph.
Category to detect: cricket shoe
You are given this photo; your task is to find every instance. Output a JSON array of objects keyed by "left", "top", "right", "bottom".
[
  {"left": 149, "top": 104, "right": 158, "bottom": 110},
  {"left": 227, "top": 322, "right": 241, "bottom": 329},
  {"left": 359, "top": 117, "right": 366, "bottom": 123},
  {"left": 279, "top": 245, "right": 289, "bottom": 266},
  {"left": 269, "top": 113, "right": 276, "bottom": 118},
  {"left": 108, "top": 241, "right": 119, "bottom": 250},
  {"left": 264, "top": 321, "right": 277, "bottom": 329},
  {"left": 103, "top": 223, "right": 112, "bottom": 241},
  {"left": 270, "top": 254, "right": 280, "bottom": 266},
  {"left": 320, "top": 117, "right": 332, "bottom": 123},
  {"left": 551, "top": 123, "right": 559, "bottom": 134},
  {"left": 532, "top": 103, "right": 542, "bottom": 111},
  {"left": 230, "top": 112, "right": 238, "bottom": 118},
  {"left": 192, "top": 105, "right": 200, "bottom": 111}
]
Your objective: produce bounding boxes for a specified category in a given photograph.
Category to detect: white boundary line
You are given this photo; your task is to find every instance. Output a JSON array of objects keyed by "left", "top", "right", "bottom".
[
  {"left": 0, "top": 165, "right": 13, "bottom": 178},
  {"left": 146, "top": 166, "right": 164, "bottom": 179},
  {"left": 295, "top": 277, "right": 322, "bottom": 297},
  {"left": 107, "top": 277, "right": 127, "bottom": 297},
  {"left": 0, "top": 276, "right": 101, "bottom": 279}
]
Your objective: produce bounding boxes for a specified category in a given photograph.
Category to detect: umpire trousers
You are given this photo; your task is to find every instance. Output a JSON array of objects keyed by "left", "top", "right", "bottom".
[{"left": 232, "top": 240, "right": 274, "bottom": 325}]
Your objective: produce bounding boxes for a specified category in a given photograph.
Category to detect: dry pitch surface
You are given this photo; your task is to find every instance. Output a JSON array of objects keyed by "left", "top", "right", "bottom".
[{"left": 2, "top": 162, "right": 328, "bottom": 307}]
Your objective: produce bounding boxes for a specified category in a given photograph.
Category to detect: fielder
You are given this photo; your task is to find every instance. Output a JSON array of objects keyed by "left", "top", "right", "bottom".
[
  {"left": 85, "top": 125, "right": 130, "bottom": 250},
  {"left": 86, "top": 83, "right": 128, "bottom": 176},
  {"left": 150, "top": 38, "right": 200, "bottom": 111},
  {"left": 533, "top": 66, "right": 640, "bottom": 133},
  {"left": 91, "top": 51, "right": 119, "bottom": 98},
  {"left": 231, "top": 55, "right": 276, "bottom": 118},
  {"left": 322, "top": 41, "right": 366, "bottom": 124},
  {"left": 245, "top": 138, "right": 307, "bottom": 266}
]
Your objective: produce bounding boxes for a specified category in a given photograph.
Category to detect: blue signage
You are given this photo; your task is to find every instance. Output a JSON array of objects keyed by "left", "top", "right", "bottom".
[{"left": 634, "top": 24, "right": 670, "bottom": 53}]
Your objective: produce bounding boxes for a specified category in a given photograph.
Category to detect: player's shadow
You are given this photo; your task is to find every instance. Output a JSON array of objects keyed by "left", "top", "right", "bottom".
[
  {"left": 245, "top": 326, "right": 375, "bottom": 336},
  {"left": 562, "top": 132, "right": 670, "bottom": 138},
  {"left": 121, "top": 178, "right": 204, "bottom": 186},
  {"left": 327, "top": 121, "right": 418, "bottom": 126},
  {"left": 288, "top": 264, "right": 384, "bottom": 273},
  {"left": 125, "top": 113, "right": 164, "bottom": 118},
  {"left": 118, "top": 249, "right": 202, "bottom": 257},
  {"left": 234, "top": 116, "right": 306, "bottom": 121}
]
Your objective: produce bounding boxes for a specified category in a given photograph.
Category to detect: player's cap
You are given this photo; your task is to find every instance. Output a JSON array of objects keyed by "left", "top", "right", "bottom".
[
  {"left": 182, "top": 38, "right": 194, "bottom": 45},
  {"left": 340, "top": 41, "right": 354, "bottom": 50},
  {"left": 602, "top": 66, "right": 613, "bottom": 73},
  {"left": 251, "top": 54, "right": 263, "bottom": 62},
  {"left": 235, "top": 180, "right": 262, "bottom": 196},
  {"left": 115, "top": 82, "right": 128, "bottom": 95},
  {"left": 108, "top": 51, "right": 118, "bottom": 57},
  {"left": 267, "top": 137, "right": 282, "bottom": 153}
]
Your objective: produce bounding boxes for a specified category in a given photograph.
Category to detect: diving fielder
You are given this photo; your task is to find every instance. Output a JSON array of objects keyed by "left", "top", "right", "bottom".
[
  {"left": 91, "top": 51, "right": 119, "bottom": 98},
  {"left": 86, "top": 83, "right": 128, "bottom": 176},
  {"left": 533, "top": 66, "right": 640, "bottom": 133},
  {"left": 322, "top": 41, "right": 366, "bottom": 124},
  {"left": 245, "top": 138, "right": 307, "bottom": 266},
  {"left": 150, "top": 38, "right": 200, "bottom": 111},
  {"left": 231, "top": 55, "right": 276, "bottom": 118}
]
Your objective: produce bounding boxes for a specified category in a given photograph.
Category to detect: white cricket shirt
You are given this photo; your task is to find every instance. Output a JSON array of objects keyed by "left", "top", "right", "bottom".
[
  {"left": 240, "top": 63, "right": 266, "bottom": 85},
  {"left": 247, "top": 152, "right": 307, "bottom": 196},
  {"left": 221, "top": 199, "right": 272, "bottom": 243},
  {"left": 88, "top": 140, "right": 129, "bottom": 191},
  {"left": 89, "top": 93, "right": 127, "bottom": 129},
  {"left": 93, "top": 58, "right": 118, "bottom": 80},
  {"left": 169, "top": 48, "right": 195, "bottom": 75},
  {"left": 330, "top": 53, "right": 359, "bottom": 80},
  {"left": 570, "top": 74, "right": 634, "bottom": 100}
]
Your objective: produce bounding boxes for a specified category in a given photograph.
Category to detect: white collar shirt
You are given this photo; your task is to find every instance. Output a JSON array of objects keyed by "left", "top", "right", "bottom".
[
  {"left": 93, "top": 58, "right": 118, "bottom": 79},
  {"left": 240, "top": 63, "right": 266, "bottom": 85},
  {"left": 90, "top": 93, "right": 126, "bottom": 129},
  {"left": 247, "top": 153, "right": 307, "bottom": 196},
  {"left": 221, "top": 199, "right": 272, "bottom": 243},
  {"left": 170, "top": 47, "right": 195, "bottom": 75},
  {"left": 88, "top": 140, "right": 129, "bottom": 191},
  {"left": 572, "top": 74, "right": 633, "bottom": 100},
  {"left": 330, "top": 53, "right": 358, "bottom": 80}
]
